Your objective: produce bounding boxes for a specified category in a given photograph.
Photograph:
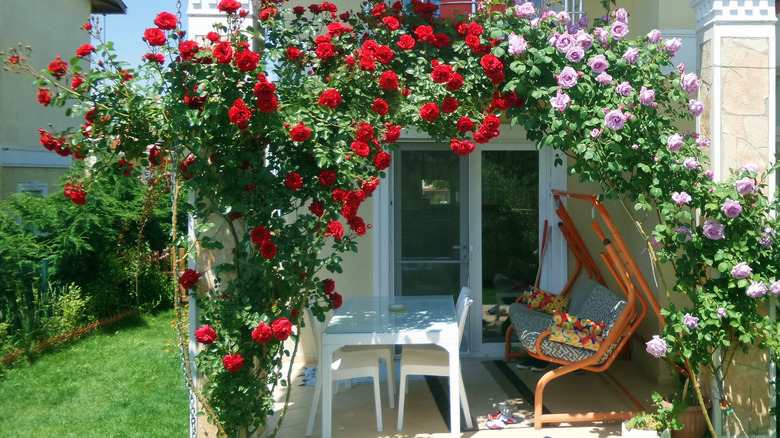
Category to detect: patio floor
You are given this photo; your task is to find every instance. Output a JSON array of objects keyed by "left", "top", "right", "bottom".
[{"left": 267, "top": 352, "right": 667, "bottom": 438}]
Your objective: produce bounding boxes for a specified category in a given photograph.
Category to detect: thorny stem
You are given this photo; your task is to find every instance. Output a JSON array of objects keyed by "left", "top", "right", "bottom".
[{"left": 685, "top": 360, "right": 718, "bottom": 438}]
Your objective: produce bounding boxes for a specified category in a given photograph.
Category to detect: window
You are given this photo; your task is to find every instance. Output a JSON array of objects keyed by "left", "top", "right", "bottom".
[{"left": 17, "top": 181, "right": 48, "bottom": 196}]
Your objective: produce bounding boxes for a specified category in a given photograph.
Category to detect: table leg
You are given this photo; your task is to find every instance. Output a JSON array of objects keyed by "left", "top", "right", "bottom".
[
  {"left": 321, "top": 344, "right": 334, "bottom": 438},
  {"left": 447, "top": 344, "right": 461, "bottom": 437}
]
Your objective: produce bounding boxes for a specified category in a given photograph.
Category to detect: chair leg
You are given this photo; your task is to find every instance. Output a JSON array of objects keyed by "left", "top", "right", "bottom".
[
  {"left": 385, "top": 356, "right": 396, "bottom": 409},
  {"left": 372, "top": 370, "right": 383, "bottom": 432},
  {"left": 397, "top": 372, "right": 407, "bottom": 430},
  {"left": 305, "top": 369, "right": 322, "bottom": 437},
  {"left": 459, "top": 373, "right": 473, "bottom": 429}
]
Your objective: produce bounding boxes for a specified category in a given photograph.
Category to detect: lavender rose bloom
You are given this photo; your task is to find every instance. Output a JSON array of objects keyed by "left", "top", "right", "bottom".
[
  {"left": 734, "top": 177, "right": 756, "bottom": 195},
  {"left": 594, "top": 27, "right": 609, "bottom": 45},
  {"left": 672, "top": 191, "right": 692, "bottom": 205},
  {"left": 689, "top": 99, "right": 704, "bottom": 117},
  {"left": 615, "top": 81, "right": 633, "bottom": 96},
  {"left": 508, "top": 32, "right": 527, "bottom": 55},
  {"left": 555, "top": 32, "right": 575, "bottom": 53},
  {"left": 604, "top": 109, "right": 626, "bottom": 130},
  {"left": 587, "top": 54, "right": 609, "bottom": 73},
  {"left": 741, "top": 162, "right": 759, "bottom": 174},
  {"left": 759, "top": 227, "right": 775, "bottom": 248},
  {"left": 683, "top": 157, "right": 699, "bottom": 169},
  {"left": 614, "top": 8, "right": 629, "bottom": 24},
  {"left": 549, "top": 90, "right": 571, "bottom": 112},
  {"left": 702, "top": 219, "right": 725, "bottom": 240},
  {"left": 680, "top": 73, "right": 700, "bottom": 95},
  {"left": 664, "top": 38, "right": 682, "bottom": 56},
  {"left": 677, "top": 226, "right": 693, "bottom": 242},
  {"left": 515, "top": 1, "right": 535, "bottom": 19},
  {"left": 590, "top": 128, "right": 601, "bottom": 138},
  {"left": 596, "top": 72, "right": 613, "bottom": 85},
  {"left": 696, "top": 137, "right": 711, "bottom": 147},
  {"left": 721, "top": 198, "right": 742, "bottom": 218},
  {"left": 647, "top": 29, "right": 662, "bottom": 44},
  {"left": 645, "top": 335, "right": 668, "bottom": 358},
  {"left": 684, "top": 313, "right": 699, "bottom": 329},
  {"left": 746, "top": 281, "right": 767, "bottom": 298},
  {"left": 731, "top": 261, "right": 752, "bottom": 279},
  {"left": 576, "top": 31, "right": 593, "bottom": 50},
  {"left": 639, "top": 86, "right": 655, "bottom": 106},
  {"left": 770, "top": 280, "right": 780, "bottom": 295},
  {"left": 705, "top": 170, "right": 715, "bottom": 179},
  {"left": 717, "top": 307, "right": 727, "bottom": 318},
  {"left": 566, "top": 46, "right": 585, "bottom": 63},
  {"left": 667, "top": 133, "right": 684, "bottom": 152},
  {"left": 622, "top": 47, "right": 639, "bottom": 64},
  {"left": 556, "top": 66, "right": 579, "bottom": 89},
  {"left": 611, "top": 21, "right": 629, "bottom": 40}
]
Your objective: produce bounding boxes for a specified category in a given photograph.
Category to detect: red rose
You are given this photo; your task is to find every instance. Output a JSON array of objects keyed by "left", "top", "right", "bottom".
[
  {"left": 316, "top": 42, "right": 336, "bottom": 60},
  {"left": 442, "top": 97, "right": 459, "bottom": 114},
  {"left": 8, "top": 55, "right": 20, "bottom": 64},
  {"left": 252, "top": 322, "right": 273, "bottom": 343},
  {"left": 332, "top": 189, "right": 347, "bottom": 203},
  {"left": 253, "top": 78, "right": 276, "bottom": 98},
  {"left": 382, "top": 124, "right": 401, "bottom": 143},
  {"left": 331, "top": 292, "right": 343, "bottom": 309},
  {"left": 293, "top": 5, "right": 305, "bottom": 14},
  {"left": 47, "top": 55, "right": 68, "bottom": 78},
  {"left": 348, "top": 216, "right": 367, "bottom": 236},
  {"left": 350, "top": 141, "right": 370, "bottom": 157},
  {"left": 480, "top": 54, "right": 504, "bottom": 76},
  {"left": 431, "top": 64, "right": 453, "bottom": 83},
  {"left": 414, "top": 25, "right": 434, "bottom": 43},
  {"left": 374, "top": 151, "right": 392, "bottom": 170},
  {"left": 371, "top": 98, "right": 389, "bottom": 116},
  {"left": 378, "top": 70, "right": 399, "bottom": 90},
  {"left": 284, "top": 172, "right": 303, "bottom": 190},
  {"left": 143, "top": 53, "right": 165, "bottom": 64},
  {"left": 467, "top": 22, "right": 484, "bottom": 36},
  {"left": 213, "top": 41, "right": 233, "bottom": 64},
  {"left": 371, "top": 3, "right": 387, "bottom": 16},
  {"left": 179, "top": 40, "right": 200, "bottom": 61},
  {"left": 286, "top": 47, "right": 302, "bottom": 61},
  {"left": 433, "top": 33, "right": 450, "bottom": 49},
  {"left": 397, "top": 34, "right": 415, "bottom": 50},
  {"left": 257, "top": 97, "right": 279, "bottom": 113},
  {"left": 318, "top": 169, "right": 337, "bottom": 187},
  {"left": 228, "top": 99, "right": 252, "bottom": 126},
  {"left": 75, "top": 44, "right": 95, "bottom": 58},
  {"left": 71, "top": 75, "right": 85, "bottom": 90},
  {"left": 473, "top": 130, "right": 489, "bottom": 144},
  {"left": 376, "top": 45, "right": 394, "bottom": 64},
  {"left": 383, "top": 16, "right": 399, "bottom": 30},
  {"left": 148, "top": 146, "right": 164, "bottom": 166},
  {"left": 456, "top": 116, "right": 474, "bottom": 132},
  {"left": 446, "top": 72, "right": 464, "bottom": 91},
  {"left": 290, "top": 123, "right": 312, "bottom": 142},
  {"left": 361, "top": 177, "right": 380, "bottom": 195},
  {"left": 272, "top": 318, "right": 293, "bottom": 341},
  {"left": 419, "top": 102, "right": 440, "bottom": 122},
  {"left": 322, "top": 278, "right": 336, "bottom": 294},
  {"left": 37, "top": 87, "right": 52, "bottom": 106},
  {"left": 64, "top": 183, "right": 86, "bottom": 205},
  {"left": 143, "top": 28, "right": 167, "bottom": 46},
  {"left": 119, "top": 158, "right": 135, "bottom": 176},
  {"left": 251, "top": 225, "right": 271, "bottom": 245},
  {"left": 326, "top": 220, "right": 344, "bottom": 240},
  {"left": 154, "top": 11, "right": 178, "bottom": 30},
  {"left": 260, "top": 240, "right": 277, "bottom": 259},
  {"left": 260, "top": 7, "right": 277, "bottom": 21},
  {"left": 179, "top": 269, "right": 201, "bottom": 289},
  {"left": 318, "top": 88, "right": 342, "bottom": 109},
  {"left": 450, "top": 139, "right": 476, "bottom": 156},
  {"left": 483, "top": 114, "right": 501, "bottom": 131},
  {"left": 218, "top": 0, "right": 241, "bottom": 14},
  {"left": 195, "top": 324, "right": 217, "bottom": 344},
  {"left": 356, "top": 123, "right": 374, "bottom": 142},
  {"left": 309, "top": 201, "right": 325, "bottom": 217},
  {"left": 234, "top": 50, "right": 260, "bottom": 72},
  {"left": 464, "top": 34, "right": 481, "bottom": 49},
  {"left": 83, "top": 22, "right": 92, "bottom": 31},
  {"left": 223, "top": 354, "right": 244, "bottom": 372}
]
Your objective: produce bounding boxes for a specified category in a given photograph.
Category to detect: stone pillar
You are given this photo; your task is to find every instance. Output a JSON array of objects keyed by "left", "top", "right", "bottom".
[{"left": 691, "top": 1, "right": 777, "bottom": 436}]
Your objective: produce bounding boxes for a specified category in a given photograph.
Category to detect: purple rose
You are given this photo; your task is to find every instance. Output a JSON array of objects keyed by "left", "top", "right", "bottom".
[
  {"left": 696, "top": 137, "right": 711, "bottom": 147},
  {"left": 702, "top": 219, "right": 725, "bottom": 240},
  {"left": 746, "top": 281, "right": 767, "bottom": 298},
  {"left": 549, "top": 90, "right": 571, "bottom": 112},
  {"left": 734, "top": 177, "right": 756, "bottom": 195},
  {"left": 721, "top": 198, "right": 742, "bottom": 218},
  {"left": 566, "top": 46, "right": 585, "bottom": 63},
  {"left": 555, "top": 32, "right": 574, "bottom": 53},
  {"left": 664, "top": 38, "right": 682, "bottom": 56},
  {"left": 576, "top": 31, "right": 593, "bottom": 50},
  {"left": 689, "top": 99, "right": 704, "bottom": 117},
  {"left": 578, "top": 16, "right": 590, "bottom": 27},
  {"left": 683, "top": 157, "right": 699, "bottom": 169},
  {"left": 611, "top": 21, "right": 629, "bottom": 40},
  {"left": 556, "top": 66, "right": 579, "bottom": 89},
  {"left": 604, "top": 109, "right": 626, "bottom": 130},
  {"left": 587, "top": 54, "right": 609, "bottom": 74},
  {"left": 770, "top": 280, "right": 780, "bottom": 295},
  {"left": 508, "top": 32, "right": 527, "bottom": 55},
  {"left": 683, "top": 313, "right": 699, "bottom": 329},
  {"left": 639, "top": 86, "right": 655, "bottom": 106},
  {"left": 590, "top": 128, "right": 601, "bottom": 138},
  {"left": 677, "top": 226, "right": 693, "bottom": 242},
  {"left": 621, "top": 47, "right": 639, "bottom": 64},
  {"left": 557, "top": 11, "right": 571, "bottom": 26},
  {"left": 614, "top": 8, "right": 629, "bottom": 24},
  {"left": 717, "top": 307, "right": 727, "bottom": 318},
  {"left": 615, "top": 81, "right": 633, "bottom": 96},
  {"left": 596, "top": 71, "right": 613, "bottom": 85},
  {"left": 759, "top": 227, "right": 775, "bottom": 248},
  {"left": 731, "top": 261, "right": 752, "bottom": 279},
  {"left": 705, "top": 170, "right": 715, "bottom": 179},
  {"left": 645, "top": 335, "right": 668, "bottom": 358},
  {"left": 647, "top": 29, "right": 662, "bottom": 44},
  {"left": 672, "top": 191, "right": 692, "bottom": 205},
  {"left": 680, "top": 73, "right": 700, "bottom": 95},
  {"left": 740, "top": 162, "right": 759, "bottom": 174},
  {"left": 667, "top": 133, "right": 684, "bottom": 152},
  {"left": 593, "top": 27, "right": 609, "bottom": 45},
  {"left": 515, "top": 1, "right": 535, "bottom": 19}
]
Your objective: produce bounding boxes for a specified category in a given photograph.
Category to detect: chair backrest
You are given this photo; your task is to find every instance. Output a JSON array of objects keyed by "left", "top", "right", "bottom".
[{"left": 455, "top": 287, "right": 473, "bottom": 345}]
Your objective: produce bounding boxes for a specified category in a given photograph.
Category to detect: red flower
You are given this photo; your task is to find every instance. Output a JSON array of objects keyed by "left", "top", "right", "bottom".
[
  {"left": 331, "top": 292, "right": 343, "bottom": 309},
  {"left": 37, "top": 87, "right": 52, "bottom": 106},
  {"left": 47, "top": 55, "right": 68, "bottom": 78},
  {"left": 290, "top": 123, "right": 312, "bottom": 142},
  {"left": 382, "top": 124, "right": 401, "bottom": 143},
  {"left": 272, "top": 318, "right": 293, "bottom": 341},
  {"left": 218, "top": 0, "right": 242, "bottom": 14},
  {"left": 356, "top": 123, "right": 374, "bottom": 142},
  {"left": 284, "top": 172, "right": 303, "bottom": 190},
  {"left": 419, "top": 102, "right": 440, "bottom": 122},
  {"left": 326, "top": 220, "right": 344, "bottom": 240},
  {"left": 414, "top": 25, "right": 434, "bottom": 43},
  {"left": 361, "top": 177, "right": 380, "bottom": 195},
  {"left": 195, "top": 324, "right": 217, "bottom": 344},
  {"left": 378, "top": 70, "right": 399, "bottom": 90},
  {"left": 374, "top": 151, "right": 392, "bottom": 170},
  {"left": 309, "top": 201, "right": 325, "bottom": 217},
  {"left": 83, "top": 22, "right": 93, "bottom": 31},
  {"left": 252, "top": 322, "right": 273, "bottom": 343},
  {"left": 119, "top": 158, "right": 135, "bottom": 176},
  {"left": 234, "top": 50, "right": 260, "bottom": 72},
  {"left": 376, "top": 45, "right": 394, "bottom": 64},
  {"left": 75, "top": 44, "right": 95, "bottom": 58},
  {"left": 318, "top": 88, "right": 342, "bottom": 109},
  {"left": 223, "top": 354, "right": 244, "bottom": 372},
  {"left": 316, "top": 42, "right": 336, "bottom": 60},
  {"left": 71, "top": 75, "right": 85, "bottom": 90},
  {"left": 433, "top": 33, "right": 451, "bottom": 49},
  {"left": 260, "top": 240, "right": 278, "bottom": 259},
  {"left": 332, "top": 189, "right": 347, "bottom": 203},
  {"left": 397, "top": 34, "right": 415, "bottom": 50},
  {"left": 431, "top": 63, "right": 453, "bottom": 83},
  {"left": 446, "top": 72, "right": 464, "bottom": 91},
  {"left": 450, "top": 139, "right": 476, "bottom": 156},
  {"left": 442, "top": 97, "right": 459, "bottom": 114},
  {"left": 293, "top": 5, "right": 305, "bottom": 14},
  {"left": 143, "top": 28, "right": 167, "bottom": 46},
  {"left": 383, "top": 16, "right": 399, "bottom": 30},
  {"left": 64, "top": 183, "right": 86, "bottom": 205},
  {"left": 318, "top": 169, "right": 337, "bottom": 187},
  {"left": 250, "top": 226, "right": 271, "bottom": 245},
  {"left": 322, "top": 278, "right": 335, "bottom": 294},
  {"left": 483, "top": 114, "right": 501, "bottom": 131},
  {"left": 371, "top": 98, "right": 389, "bottom": 116},
  {"left": 351, "top": 141, "right": 370, "bottom": 157},
  {"left": 228, "top": 98, "right": 252, "bottom": 127},
  {"left": 286, "top": 47, "right": 302, "bottom": 61},
  {"left": 179, "top": 268, "right": 201, "bottom": 289},
  {"left": 456, "top": 116, "right": 474, "bottom": 132},
  {"left": 213, "top": 41, "right": 233, "bottom": 64},
  {"left": 257, "top": 97, "right": 279, "bottom": 113},
  {"left": 143, "top": 53, "right": 165, "bottom": 64},
  {"left": 154, "top": 11, "right": 179, "bottom": 30},
  {"left": 348, "top": 216, "right": 367, "bottom": 236},
  {"left": 8, "top": 55, "right": 20, "bottom": 64},
  {"left": 179, "top": 40, "right": 200, "bottom": 61},
  {"left": 259, "top": 7, "right": 278, "bottom": 21}
]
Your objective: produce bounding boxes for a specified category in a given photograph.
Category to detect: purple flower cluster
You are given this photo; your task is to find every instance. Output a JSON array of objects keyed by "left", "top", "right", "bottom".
[
  {"left": 731, "top": 262, "right": 752, "bottom": 279},
  {"left": 645, "top": 335, "right": 668, "bottom": 358},
  {"left": 672, "top": 191, "right": 692, "bottom": 205},
  {"left": 746, "top": 281, "right": 767, "bottom": 298},
  {"left": 508, "top": 32, "right": 527, "bottom": 55}
]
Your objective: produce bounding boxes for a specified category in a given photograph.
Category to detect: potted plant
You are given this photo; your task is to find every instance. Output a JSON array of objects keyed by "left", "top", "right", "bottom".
[{"left": 622, "top": 393, "right": 682, "bottom": 438}]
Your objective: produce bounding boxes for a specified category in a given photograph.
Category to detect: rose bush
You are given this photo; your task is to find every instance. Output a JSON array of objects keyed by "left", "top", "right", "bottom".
[{"left": 3, "top": 0, "right": 778, "bottom": 436}]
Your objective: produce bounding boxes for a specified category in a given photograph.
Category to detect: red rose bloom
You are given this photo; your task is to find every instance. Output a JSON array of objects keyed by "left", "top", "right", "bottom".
[
  {"left": 8, "top": 55, "right": 20, "bottom": 64},
  {"left": 431, "top": 64, "right": 453, "bottom": 83},
  {"left": 332, "top": 189, "right": 347, "bottom": 203},
  {"left": 75, "top": 44, "right": 95, "bottom": 58},
  {"left": 290, "top": 123, "right": 312, "bottom": 142},
  {"left": 350, "top": 141, "right": 370, "bottom": 157},
  {"left": 348, "top": 216, "right": 367, "bottom": 236},
  {"left": 442, "top": 97, "right": 459, "bottom": 114},
  {"left": 446, "top": 72, "right": 464, "bottom": 91},
  {"left": 228, "top": 99, "right": 252, "bottom": 126},
  {"left": 272, "top": 318, "right": 293, "bottom": 341},
  {"left": 382, "top": 124, "right": 401, "bottom": 143},
  {"left": 419, "top": 102, "right": 440, "bottom": 122},
  {"left": 293, "top": 5, "right": 305, "bottom": 14},
  {"left": 325, "top": 220, "right": 344, "bottom": 240},
  {"left": 383, "top": 16, "right": 399, "bottom": 30},
  {"left": 309, "top": 201, "right": 325, "bottom": 217},
  {"left": 154, "top": 11, "right": 178, "bottom": 30},
  {"left": 318, "top": 169, "right": 337, "bottom": 187},
  {"left": 222, "top": 354, "right": 244, "bottom": 372},
  {"left": 179, "top": 269, "right": 201, "bottom": 289},
  {"left": 473, "top": 130, "right": 489, "bottom": 144},
  {"left": 371, "top": 98, "right": 389, "bottom": 116},
  {"left": 195, "top": 324, "right": 217, "bottom": 344},
  {"left": 433, "top": 33, "right": 451, "bottom": 49},
  {"left": 322, "top": 278, "right": 336, "bottom": 294},
  {"left": 234, "top": 50, "right": 260, "bottom": 72},
  {"left": 361, "top": 177, "right": 380, "bottom": 195},
  {"left": 374, "top": 151, "right": 392, "bottom": 170},
  {"left": 414, "top": 25, "right": 434, "bottom": 43},
  {"left": 356, "top": 123, "right": 374, "bottom": 142},
  {"left": 37, "top": 87, "right": 52, "bottom": 106},
  {"left": 397, "top": 34, "right": 415, "bottom": 50},
  {"left": 260, "top": 7, "right": 278, "bottom": 21},
  {"left": 378, "top": 71, "right": 399, "bottom": 90},
  {"left": 316, "top": 42, "right": 336, "bottom": 60},
  {"left": 260, "top": 240, "right": 277, "bottom": 259},
  {"left": 483, "top": 114, "right": 501, "bottom": 131},
  {"left": 143, "top": 53, "right": 165, "bottom": 64},
  {"left": 284, "top": 172, "right": 303, "bottom": 190},
  {"left": 250, "top": 225, "right": 271, "bottom": 245},
  {"left": 218, "top": 0, "right": 242, "bottom": 14},
  {"left": 143, "top": 28, "right": 167, "bottom": 46},
  {"left": 252, "top": 322, "right": 273, "bottom": 343},
  {"left": 450, "top": 139, "right": 476, "bottom": 156},
  {"left": 456, "top": 116, "right": 475, "bottom": 132},
  {"left": 376, "top": 45, "right": 394, "bottom": 64},
  {"left": 179, "top": 40, "right": 200, "bottom": 61},
  {"left": 213, "top": 41, "right": 233, "bottom": 64},
  {"left": 331, "top": 292, "right": 343, "bottom": 309},
  {"left": 286, "top": 47, "right": 302, "bottom": 61},
  {"left": 71, "top": 75, "right": 85, "bottom": 90},
  {"left": 257, "top": 97, "right": 279, "bottom": 113},
  {"left": 64, "top": 183, "right": 86, "bottom": 205},
  {"left": 318, "top": 89, "right": 342, "bottom": 109},
  {"left": 47, "top": 55, "right": 68, "bottom": 78}
]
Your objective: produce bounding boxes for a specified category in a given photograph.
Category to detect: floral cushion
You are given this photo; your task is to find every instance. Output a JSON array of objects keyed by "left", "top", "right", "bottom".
[
  {"left": 525, "top": 288, "right": 570, "bottom": 315},
  {"left": 549, "top": 326, "right": 604, "bottom": 351},
  {"left": 552, "top": 310, "right": 606, "bottom": 336}
]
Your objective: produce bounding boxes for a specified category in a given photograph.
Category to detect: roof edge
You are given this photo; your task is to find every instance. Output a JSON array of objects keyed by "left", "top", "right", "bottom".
[{"left": 91, "top": 0, "right": 128, "bottom": 15}]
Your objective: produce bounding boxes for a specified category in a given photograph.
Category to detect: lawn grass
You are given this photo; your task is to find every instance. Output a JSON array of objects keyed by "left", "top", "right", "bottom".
[{"left": 0, "top": 310, "right": 188, "bottom": 437}]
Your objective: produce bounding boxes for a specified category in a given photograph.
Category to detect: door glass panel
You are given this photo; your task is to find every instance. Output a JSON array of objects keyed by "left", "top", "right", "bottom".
[{"left": 481, "top": 150, "right": 539, "bottom": 344}]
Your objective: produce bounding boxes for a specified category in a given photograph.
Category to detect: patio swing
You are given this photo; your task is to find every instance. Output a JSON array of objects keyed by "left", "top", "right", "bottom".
[{"left": 504, "top": 190, "right": 665, "bottom": 429}]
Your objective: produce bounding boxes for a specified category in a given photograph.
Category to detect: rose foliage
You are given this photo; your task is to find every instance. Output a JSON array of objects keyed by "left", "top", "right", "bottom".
[{"left": 2, "top": 0, "right": 778, "bottom": 435}]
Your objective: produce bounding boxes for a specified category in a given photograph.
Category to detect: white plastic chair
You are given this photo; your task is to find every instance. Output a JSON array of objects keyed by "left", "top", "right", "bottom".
[
  {"left": 396, "top": 287, "right": 474, "bottom": 430},
  {"left": 305, "top": 310, "right": 395, "bottom": 436}
]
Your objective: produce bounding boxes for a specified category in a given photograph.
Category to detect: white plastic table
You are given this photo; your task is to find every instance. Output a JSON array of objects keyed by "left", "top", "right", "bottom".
[{"left": 320, "top": 295, "right": 461, "bottom": 438}]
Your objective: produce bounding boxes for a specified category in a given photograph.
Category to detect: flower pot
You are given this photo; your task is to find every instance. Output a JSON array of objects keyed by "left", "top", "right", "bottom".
[
  {"left": 671, "top": 406, "right": 707, "bottom": 438},
  {"left": 622, "top": 421, "right": 671, "bottom": 438}
]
